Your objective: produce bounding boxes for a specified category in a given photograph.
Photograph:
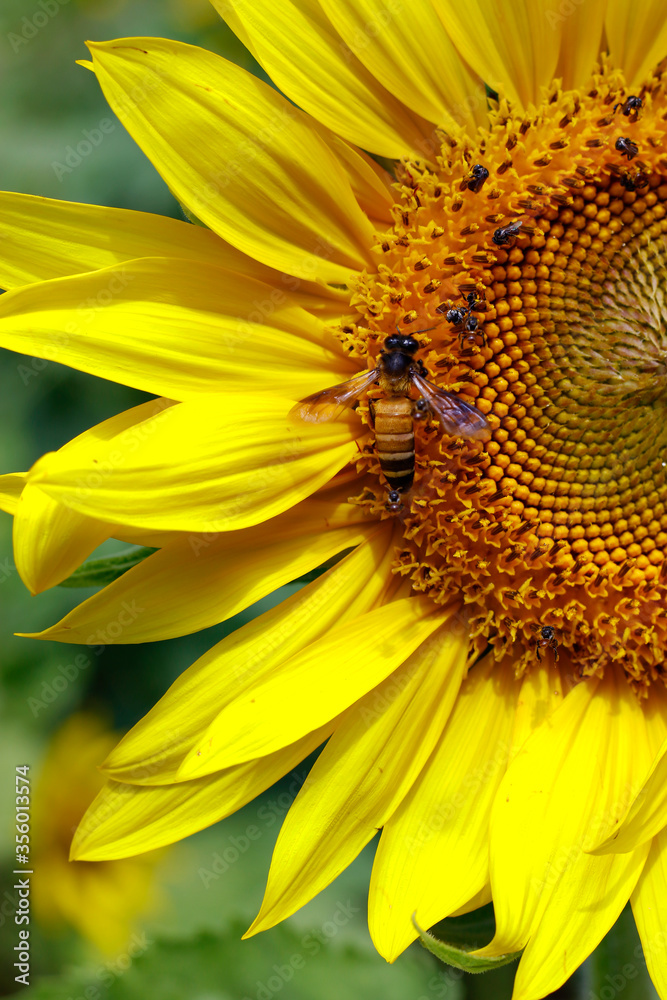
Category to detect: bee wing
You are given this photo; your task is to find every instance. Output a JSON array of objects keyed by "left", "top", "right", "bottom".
[
  {"left": 290, "top": 369, "right": 379, "bottom": 423},
  {"left": 412, "top": 373, "right": 491, "bottom": 442}
]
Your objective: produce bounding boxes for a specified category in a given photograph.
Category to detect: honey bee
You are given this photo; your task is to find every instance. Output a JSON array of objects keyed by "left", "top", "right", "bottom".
[
  {"left": 492, "top": 220, "right": 524, "bottom": 246},
  {"left": 466, "top": 164, "right": 489, "bottom": 194},
  {"left": 615, "top": 136, "right": 639, "bottom": 160},
  {"left": 613, "top": 95, "right": 643, "bottom": 116},
  {"left": 292, "top": 333, "right": 491, "bottom": 505},
  {"left": 443, "top": 291, "right": 487, "bottom": 349}
]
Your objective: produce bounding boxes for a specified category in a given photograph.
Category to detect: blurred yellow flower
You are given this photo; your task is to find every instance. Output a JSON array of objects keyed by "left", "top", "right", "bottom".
[
  {"left": 1, "top": 1, "right": 667, "bottom": 997},
  {"left": 32, "top": 713, "right": 159, "bottom": 955}
]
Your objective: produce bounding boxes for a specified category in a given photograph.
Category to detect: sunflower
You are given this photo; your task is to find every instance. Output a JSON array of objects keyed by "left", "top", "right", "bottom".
[{"left": 2, "top": 1, "right": 667, "bottom": 996}]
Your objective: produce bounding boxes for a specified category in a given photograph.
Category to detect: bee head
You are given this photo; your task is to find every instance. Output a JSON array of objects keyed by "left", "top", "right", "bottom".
[
  {"left": 385, "top": 489, "right": 403, "bottom": 513},
  {"left": 384, "top": 334, "right": 419, "bottom": 354}
]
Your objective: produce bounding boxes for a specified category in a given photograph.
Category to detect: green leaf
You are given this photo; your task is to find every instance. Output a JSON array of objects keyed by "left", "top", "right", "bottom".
[
  {"left": 413, "top": 913, "right": 521, "bottom": 974},
  {"left": 57, "top": 547, "right": 157, "bottom": 588},
  {"left": 21, "top": 922, "right": 447, "bottom": 1000}
]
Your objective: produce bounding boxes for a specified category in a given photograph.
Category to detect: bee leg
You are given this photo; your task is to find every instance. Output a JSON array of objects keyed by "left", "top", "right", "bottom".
[
  {"left": 413, "top": 398, "right": 430, "bottom": 421},
  {"left": 535, "top": 645, "right": 542, "bottom": 662},
  {"left": 552, "top": 643, "right": 559, "bottom": 661},
  {"left": 368, "top": 399, "right": 376, "bottom": 428}
]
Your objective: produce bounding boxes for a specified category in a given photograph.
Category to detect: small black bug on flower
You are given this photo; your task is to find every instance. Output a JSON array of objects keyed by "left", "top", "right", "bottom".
[
  {"left": 492, "top": 220, "right": 523, "bottom": 246},
  {"left": 530, "top": 623, "right": 563, "bottom": 662},
  {"left": 613, "top": 95, "right": 643, "bottom": 116},
  {"left": 444, "top": 292, "right": 487, "bottom": 350},
  {"left": 467, "top": 164, "right": 489, "bottom": 193},
  {"left": 620, "top": 168, "right": 649, "bottom": 191},
  {"left": 446, "top": 307, "right": 466, "bottom": 325},
  {"left": 615, "top": 136, "right": 639, "bottom": 160}
]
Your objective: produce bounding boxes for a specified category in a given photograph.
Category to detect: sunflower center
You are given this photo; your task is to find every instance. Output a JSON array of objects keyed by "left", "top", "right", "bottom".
[{"left": 345, "top": 63, "right": 667, "bottom": 689}]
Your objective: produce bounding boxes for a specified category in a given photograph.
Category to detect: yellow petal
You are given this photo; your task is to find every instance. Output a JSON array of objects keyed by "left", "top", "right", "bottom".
[
  {"left": 30, "top": 395, "right": 361, "bottom": 532},
  {"left": 585, "top": 683, "right": 667, "bottom": 855},
  {"left": 483, "top": 670, "right": 656, "bottom": 998},
  {"left": 247, "top": 614, "right": 468, "bottom": 935},
  {"left": 214, "top": 0, "right": 433, "bottom": 158},
  {"left": 591, "top": 748, "right": 667, "bottom": 856},
  {"left": 324, "top": 135, "right": 394, "bottom": 226},
  {"left": 12, "top": 401, "right": 166, "bottom": 593},
  {"left": 72, "top": 723, "right": 335, "bottom": 861},
  {"left": 13, "top": 486, "right": 109, "bottom": 596},
  {"left": 0, "top": 257, "right": 351, "bottom": 401},
  {"left": 449, "top": 884, "right": 493, "bottom": 916},
  {"left": 368, "top": 653, "right": 521, "bottom": 961},
  {"left": 509, "top": 658, "right": 564, "bottom": 759},
  {"left": 179, "top": 594, "right": 443, "bottom": 776},
  {"left": 510, "top": 846, "right": 649, "bottom": 1000},
  {"left": 0, "top": 472, "right": 26, "bottom": 514},
  {"left": 0, "top": 190, "right": 268, "bottom": 289},
  {"left": 102, "top": 526, "right": 397, "bottom": 783},
  {"left": 554, "top": 0, "right": 606, "bottom": 92},
  {"left": 26, "top": 496, "right": 374, "bottom": 644},
  {"left": 631, "top": 828, "right": 667, "bottom": 999},
  {"left": 320, "top": 0, "right": 487, "bottom": 131},
  {"left": 606, "top": 0, "right": 667, "bottom": 90},
  {"left": 86, "top": 38, "right": 375, "bottom": 282},
  {"left": 432, "top": 0, "right": 563, "bottom": 111}
]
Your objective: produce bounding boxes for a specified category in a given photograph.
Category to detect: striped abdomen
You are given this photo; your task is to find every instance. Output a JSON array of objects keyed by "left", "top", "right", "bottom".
[{"left": 374, "top": 396, "right": 414, "bottom": 491}]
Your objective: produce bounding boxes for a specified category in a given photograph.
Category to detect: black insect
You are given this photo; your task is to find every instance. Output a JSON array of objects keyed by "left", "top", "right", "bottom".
[
  {"left": 615, "top": 137, "right": 639, "bottom": 160},
  {"left": 619, "top": 168, "right": 649, "bottom": 191},
  {"left": 613, "top": 95, "right": 643, "bottom": 116},
  {"left": 444, "top": 292, "right": 487, "bottom": 349},
  {"left": 492, "top": 220, "right": 523, "bottom": 246},
  {"left": 445, "top": 307, "right": 466, "bottom": 324},
  {"left": 467, "top": 164, "right": 489, "bottom": 193},
  {"left": 530, "top": 624, "right": 562, "bottom": 662}
]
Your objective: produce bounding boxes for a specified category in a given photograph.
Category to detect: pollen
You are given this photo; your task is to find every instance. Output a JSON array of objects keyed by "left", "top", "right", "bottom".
[{"left": 346, "top": 61, "right": 667, "bottom": 690}]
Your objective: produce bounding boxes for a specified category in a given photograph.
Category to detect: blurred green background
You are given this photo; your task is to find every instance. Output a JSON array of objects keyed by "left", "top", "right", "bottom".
[{"left": 0, "top": 2, "right": 658, "bottom": 998}]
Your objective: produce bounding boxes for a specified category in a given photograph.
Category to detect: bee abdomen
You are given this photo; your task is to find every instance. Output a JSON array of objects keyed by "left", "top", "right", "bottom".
[{"left": 374, "top": 397, "right": 415, "bottom": 491}]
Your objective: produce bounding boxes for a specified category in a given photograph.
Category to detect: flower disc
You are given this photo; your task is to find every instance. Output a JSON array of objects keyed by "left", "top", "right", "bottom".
[{"left": 348, "top": 64, "right": 667, "bottom": 688}]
